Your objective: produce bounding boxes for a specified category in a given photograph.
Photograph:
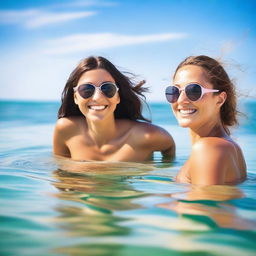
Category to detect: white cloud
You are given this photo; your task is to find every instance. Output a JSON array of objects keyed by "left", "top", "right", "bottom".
[
  {"left": 26, "top": 11, "right": 95, "bottom": 28},
  {"left": 0, "top": 9, "right": 96, "bottom": 28},
  {"left": 0, "top": 9, "right": 39, "bottom": 23},
  {"left": 50, "top": 0, "right": 117, "bottom": 8},
  {"left": 44, "top": 33, "right": 188, "bottom": 55}
]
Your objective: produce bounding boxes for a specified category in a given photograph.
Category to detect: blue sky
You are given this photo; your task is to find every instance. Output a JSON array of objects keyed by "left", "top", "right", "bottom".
[{"left": 0, "top": 0, "right": 255, "bottom": 102}]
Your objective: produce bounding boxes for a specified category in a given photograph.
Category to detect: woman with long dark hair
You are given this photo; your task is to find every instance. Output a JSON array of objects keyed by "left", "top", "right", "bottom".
[{"left": 53, "top": 56, "right": 175, "bottom": 161}]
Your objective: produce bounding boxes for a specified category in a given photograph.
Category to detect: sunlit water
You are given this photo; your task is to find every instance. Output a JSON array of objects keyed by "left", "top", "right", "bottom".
[{"left": 0, "top": 100, "right": 256, "bottom": 256}]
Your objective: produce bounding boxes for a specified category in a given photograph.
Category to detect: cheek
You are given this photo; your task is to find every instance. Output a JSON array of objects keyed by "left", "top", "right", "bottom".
[
  {"left": 77, "top": 105, "right": 88, "bottom": 116},
  {"left": 200, "top": 98, "right": 216, "bottom": 111},
  {"left": 110, "top": 94, "right": 120, "bottom": 106},
  {"left": 196, "top": 101, "right": 219, "bottom": 120},
  {"left": 171, "top": 103, "right": 178, "bottom": 115},
  {"left": 75, "top": 98, "right": 89, "bottom": 114},
  {"left": 74, "top": 93, "right": 87, "bottom": 105}
]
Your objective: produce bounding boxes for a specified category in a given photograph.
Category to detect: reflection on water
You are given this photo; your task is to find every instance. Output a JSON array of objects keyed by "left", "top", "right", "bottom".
[
  {"left": 0, "top": 149, "right": 256, "bottom": 256},
  {"left": 1, "top": 154, "right": 256, "bottom": 256},
  {"left": 42, "top": 158, "right": 256, "bottom": 256},
  {"left": 53, "top": 169, "right": 146, "bottom": 213},
  {"left": 158, "top": 185, "right": 256, "bottom": 230}
]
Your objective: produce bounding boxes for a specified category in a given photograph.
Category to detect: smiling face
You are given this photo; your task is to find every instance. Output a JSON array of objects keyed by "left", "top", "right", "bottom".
[
  {"left": 74, "top": 68, "right": 120, "bottom": 122},
  {"left": 172, "top": 65, "right": 225, "bottom": 131}
]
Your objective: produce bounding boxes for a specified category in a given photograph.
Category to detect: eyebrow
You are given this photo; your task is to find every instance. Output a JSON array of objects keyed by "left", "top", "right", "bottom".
[
  {"left": 173, "top": 82, "right": 200, "bottom": 87},
  {"left": 78, "top": 80, "right": 115, "bottom": 86}
]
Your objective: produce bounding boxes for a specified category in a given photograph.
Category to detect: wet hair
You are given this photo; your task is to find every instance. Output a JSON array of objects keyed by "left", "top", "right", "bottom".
[
  {"left": 173, "top": 55, "right": 238, "bottom": 134},
  {"left": 58, "top": 56, "right": 149, "bottom": 122}
]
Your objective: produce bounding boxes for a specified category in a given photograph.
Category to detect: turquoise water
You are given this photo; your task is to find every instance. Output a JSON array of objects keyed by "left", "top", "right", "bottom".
[{"left": 0, "top": 100, "right": 256, "bottom": 256}]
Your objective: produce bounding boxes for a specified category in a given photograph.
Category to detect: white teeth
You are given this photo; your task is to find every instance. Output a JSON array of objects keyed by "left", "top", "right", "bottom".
[
  {"left": 179, "top": 109, "right": 196, "bottom": 114},
  {"left": 89, "top": 105, "right": 106, "bottom": 110}
]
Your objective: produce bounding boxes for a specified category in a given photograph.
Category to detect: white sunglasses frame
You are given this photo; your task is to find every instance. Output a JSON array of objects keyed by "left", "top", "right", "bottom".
[
  {"left": 165, "top": 83, "right": 219, "bottom": 102},
  {"left": 73, "top": 82, "right": 119, "bottom": 98}
]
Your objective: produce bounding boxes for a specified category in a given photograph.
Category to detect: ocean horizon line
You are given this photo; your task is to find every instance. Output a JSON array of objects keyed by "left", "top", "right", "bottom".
[
  {"left": 1, "top": 97, "right": 256, "bottom": 104},
  {"left": 0, "top": 98, "right": 169, "bottom": 104}
]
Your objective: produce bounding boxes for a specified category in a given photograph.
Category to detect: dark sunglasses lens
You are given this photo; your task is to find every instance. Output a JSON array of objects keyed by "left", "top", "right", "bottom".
[
  {"left": 165, "top": 86, "right": 180, "bottom": 103},
  {"left": 186, "top": 84, "right": 202, "bottom": 101},
  {"left": 78, "top": 84, "right": 95, "bottom": 99},
  {"left": 101, "top": 83, "right": 117, "bottom": 98}
]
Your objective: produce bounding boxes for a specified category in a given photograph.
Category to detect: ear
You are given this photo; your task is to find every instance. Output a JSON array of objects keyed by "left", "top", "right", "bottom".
[
  {"left": 216, "top": 91, "right": 227, "bottom": 108},
  {"left": 116, "top": 92, "right": 120, "bottom": 104},
  {"left": 74, "top": 92, "right": 78, "bottom": 105}
]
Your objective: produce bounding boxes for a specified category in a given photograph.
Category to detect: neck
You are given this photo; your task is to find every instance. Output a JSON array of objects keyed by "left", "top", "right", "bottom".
[
  {"left": 86, "top": 116, "right": 117, "bottom": 147},
  {"left": 189, "top": 119, "right": 228, "bottom": 145}
]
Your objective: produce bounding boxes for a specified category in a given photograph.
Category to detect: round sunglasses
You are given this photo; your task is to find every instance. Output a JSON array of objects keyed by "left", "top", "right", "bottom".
[
  {"left": 73, "top": 82, "right": 119, "bottom": 99},
  {"left": 165, "top": 83, "right": 219, "bottom": 103}
]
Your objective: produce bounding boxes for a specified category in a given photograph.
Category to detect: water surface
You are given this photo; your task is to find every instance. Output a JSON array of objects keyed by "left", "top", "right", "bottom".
[{"left": 0, "top": 100, "right": 256, "bottom": 256}]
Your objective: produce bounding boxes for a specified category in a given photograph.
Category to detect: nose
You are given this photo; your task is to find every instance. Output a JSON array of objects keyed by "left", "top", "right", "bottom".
[
  {"left": 91, "top": 87, "right": 103, "bottom": 100},
  {"left": 177, "top": 89, "right": 189, "bottom": 103}
]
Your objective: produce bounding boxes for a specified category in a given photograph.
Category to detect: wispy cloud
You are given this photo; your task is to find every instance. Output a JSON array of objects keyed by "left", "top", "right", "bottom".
[
  {"left": 44, "top": 33, "right": 188, "bottom": 55},
  {"left": 0, "top": 9, "right": 96, "bottom": 28},
  {"left": 49, "top": 0, "right": 117, "bottom": 8}
]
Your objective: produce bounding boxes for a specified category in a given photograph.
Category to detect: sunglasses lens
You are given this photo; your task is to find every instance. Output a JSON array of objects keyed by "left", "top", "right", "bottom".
[
  {"left": 78, "top": 84, "right": 95, "bottom": 99},
  {"left": 165, "top": 86, "right": 180, "bottom": 103},
  {"left": 101, "top": 83, "right": 117, "bottom": 98},
  {"left": 186, "top": 83, "right": 202, "bottom": 101}
]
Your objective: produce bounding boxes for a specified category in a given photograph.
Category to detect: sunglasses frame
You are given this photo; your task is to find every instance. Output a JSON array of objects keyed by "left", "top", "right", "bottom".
[
  {"left": 73, "top": 82, "right": 119, "bottom": 99},
  {"left": 165, "top": 83, "right": 219, "bottom": 103}
]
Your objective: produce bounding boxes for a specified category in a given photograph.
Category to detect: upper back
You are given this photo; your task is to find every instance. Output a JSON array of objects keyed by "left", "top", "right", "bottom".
[{"left": 178, "top": 137, "right": 246, "bottom": 185}]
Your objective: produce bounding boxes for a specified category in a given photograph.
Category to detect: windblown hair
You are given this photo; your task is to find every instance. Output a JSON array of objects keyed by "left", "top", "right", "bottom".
[
  {"left": 173, "top": 55, "right": 238, "bottom": 134},
  {"left": 58, "top": 56, "right": 149, "bottom": 122}
]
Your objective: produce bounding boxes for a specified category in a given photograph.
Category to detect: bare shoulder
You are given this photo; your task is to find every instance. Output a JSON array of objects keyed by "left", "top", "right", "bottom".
[
  {"left": 124, "top": 120, "right": 175, "bottom": 157},
  {"left": 53, "top": 117, "right": 83, "bottom": 158},
  {"left": 193, "top": 137, "right": 235, "bottom": 154},
  {"left": 189, "top": 137, "right": 240, "bottom": 185},
  {"left": 129, "top": 121, "right": 172, "bottom": 140},
  {"left": 54, "top": 116, "right": 84, "bottom": 137},
  {"left": 128, "top": 121, "right": 166, "bottom": 133},
  {"left": 54, "top": 116, "right": 84, "bottom": 143},
  {"left": 55, "top": 116, "right": 81, "bottom": 131},
  {"left": 191, "top": 137, "right": 236, "bottom": 166}
]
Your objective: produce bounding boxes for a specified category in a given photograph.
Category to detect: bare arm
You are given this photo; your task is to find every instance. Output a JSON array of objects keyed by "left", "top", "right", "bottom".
[
  {"left": 144, "top": 124, "right": 175, "bottom": 160},
  {"left": 158, "top": 129, "right": 175, "bottom": 160}
]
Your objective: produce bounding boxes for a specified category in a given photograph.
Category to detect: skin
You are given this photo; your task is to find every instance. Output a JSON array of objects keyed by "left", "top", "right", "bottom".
[
  {"left": 171, "top": 65, "right": 246, "bottom": 185},
  {"left": 53, "top": 69, "right": 175, "bottom": 162}
]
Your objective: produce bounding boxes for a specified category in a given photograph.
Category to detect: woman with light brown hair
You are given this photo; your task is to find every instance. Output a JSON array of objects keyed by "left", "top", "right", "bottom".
[
  {"left": 165, "top": 55, "right": 246, "bottom": 185},
  {"left": 53, "top": 56, "right": 175, "bottom": 162}
]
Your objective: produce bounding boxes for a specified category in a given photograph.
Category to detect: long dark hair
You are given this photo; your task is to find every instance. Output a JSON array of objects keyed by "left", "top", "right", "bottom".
[
  {"left": 173, "top": 55, "right": 238, "bottom": 134},
  {"left": 58, "top": 56, "right": 149, "bottom": 122}
]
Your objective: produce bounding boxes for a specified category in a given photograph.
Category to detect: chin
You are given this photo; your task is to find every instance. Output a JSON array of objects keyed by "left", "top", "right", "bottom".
[
  {"left": 177, "top": 119, "right": 192, "bottom": 128},
  {"left": 179, "top": 123, "right": 191, "bottom": 128},
  {"left": 86, "top": 114, "right": 106, "bottom": 122}
]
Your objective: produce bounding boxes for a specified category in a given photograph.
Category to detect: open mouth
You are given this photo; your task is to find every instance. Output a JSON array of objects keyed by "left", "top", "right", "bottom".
[
  {"left": 88, "top": 105, "right": 108, "bottom": 111},
  {"left": 178, "top": 109, "right": 197, "bottom": 115}
]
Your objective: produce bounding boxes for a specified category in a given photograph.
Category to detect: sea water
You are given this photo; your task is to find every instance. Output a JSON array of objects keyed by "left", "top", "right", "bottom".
[{"left": 0, "top": 100, "right": 256, "bottom": 256}]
